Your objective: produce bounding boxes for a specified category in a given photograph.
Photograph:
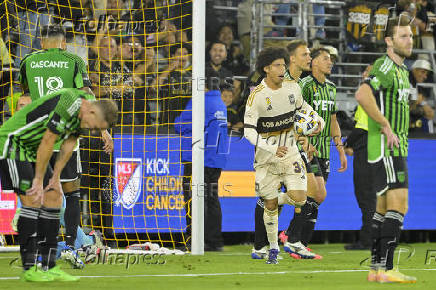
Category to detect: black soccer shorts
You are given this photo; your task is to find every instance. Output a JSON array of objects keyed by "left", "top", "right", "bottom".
[
  {"left": 309, "top": 157, "right": 330, "bottom": 182},
  {"left": 372, "top": 156, "right": 408, "bottom": 196},
  {"left": 49, "top": 150, "right": 81, "bottom": 183},
  {"left": 0, "top": 159, "right": 53, "bottom": 195}
]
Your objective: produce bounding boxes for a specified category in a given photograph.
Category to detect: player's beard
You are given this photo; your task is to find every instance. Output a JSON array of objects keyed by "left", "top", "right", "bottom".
[{"left": 393, "top": 45, "right": 412, "bottom": 59}]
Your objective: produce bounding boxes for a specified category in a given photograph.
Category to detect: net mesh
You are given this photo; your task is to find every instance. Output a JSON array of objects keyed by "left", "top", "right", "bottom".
[{"left": 0, "top": 0, "right": 193, "bottom": 250}]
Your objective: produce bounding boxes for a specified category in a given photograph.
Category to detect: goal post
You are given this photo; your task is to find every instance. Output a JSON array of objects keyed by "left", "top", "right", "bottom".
[{"left": 191, "top": 0, "right": 205, "bottom": 256}]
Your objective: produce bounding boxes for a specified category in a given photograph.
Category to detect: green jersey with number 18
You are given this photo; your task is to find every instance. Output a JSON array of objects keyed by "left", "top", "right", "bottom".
[{"left": 19, "top": 48, "right": 91, "bottom": 100}]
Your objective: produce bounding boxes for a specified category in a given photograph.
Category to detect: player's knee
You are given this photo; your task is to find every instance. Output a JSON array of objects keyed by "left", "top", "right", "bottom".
[
  {"left": 43, "top": 190, "right": 63, "bottom": 207},
  {"left": 264, "top": 199, "right": 278, "bottom": 211},
  {"left": 20, "top": 195, "right": 41, "bottom": 208},
  {"left": 286, "top": 191, "right": 306, "bottom": 207}
]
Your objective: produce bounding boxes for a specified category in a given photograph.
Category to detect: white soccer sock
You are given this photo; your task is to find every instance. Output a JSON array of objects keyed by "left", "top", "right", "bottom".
[{"left": 263, "top": 207, "right": 279, "bottom": 250}]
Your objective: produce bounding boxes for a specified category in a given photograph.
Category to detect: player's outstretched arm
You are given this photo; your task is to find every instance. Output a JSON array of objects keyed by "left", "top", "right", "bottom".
[
  {"left": 27, "top": 129, "right": 59, "bottom": 200},
  {"left": 331, "top": 113, "right": 347, "bottom": 172},
  {"left": 355, "top": 83, "right": 399, "bottom": 149}
]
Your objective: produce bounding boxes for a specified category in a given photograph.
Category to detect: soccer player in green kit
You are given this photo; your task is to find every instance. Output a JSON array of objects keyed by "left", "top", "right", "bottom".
[
  {"left": 290, "top": 47, "right": 347, "bottom": 252},
  {"left": 19, "top": 25, "right": 113, "bottom": 251},
  {"left": 356, "top": 16, "right": 416, "bottom": 283},
  {"left": 0, "top": 88, "right": 118, "bottom": 281}
]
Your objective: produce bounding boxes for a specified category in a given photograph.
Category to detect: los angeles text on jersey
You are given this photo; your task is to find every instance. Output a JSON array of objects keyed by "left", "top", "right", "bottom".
[{"left": 30, "top": 60, "right": 70, "bottom": 69}]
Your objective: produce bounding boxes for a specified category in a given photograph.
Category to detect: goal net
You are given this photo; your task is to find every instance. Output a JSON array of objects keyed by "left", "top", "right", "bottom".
[{"left": 0, "top": 0, "right": 193, "bottom": 251}]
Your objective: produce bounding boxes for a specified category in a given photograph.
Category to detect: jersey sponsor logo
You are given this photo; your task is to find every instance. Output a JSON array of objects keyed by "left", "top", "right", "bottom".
[
  {"left": 30, "top": 60, "right": 70, "bottom": 69},
  {"left": 115, "top": 158, "right": 143, "bottom": 210},
  {"left": 313, "top": 100, "right": 335, "bottom": 112}
]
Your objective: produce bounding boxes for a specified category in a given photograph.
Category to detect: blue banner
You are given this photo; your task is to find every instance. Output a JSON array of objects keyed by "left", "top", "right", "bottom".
[{"left": 113, "top": 135, "right": 186, "bottom": 233}]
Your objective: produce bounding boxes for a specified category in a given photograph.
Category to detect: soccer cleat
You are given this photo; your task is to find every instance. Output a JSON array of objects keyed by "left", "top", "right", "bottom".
[
  {"left": 251, "top": 246, "right": 268, "bottom": 259},
  {"left": 46, "top": 265, "right": 80, "bottom": 282},
  {"left": 367, "top": 269, "right": 378, "bottom": 282},
  {"left": 89, "top": 230, "right": 105, "bottom": 249},
  {"left": 377, "top": 268, "right": 417, "bottom": 284},
  {"left": 60, "top": 246, "right": 85, "bottom": 269},
  {"left": 279, "top": 231, "right": 288, "bottom": 244},
  {"left": 20, "top": 265, "right": 54, "bottom": 282},
  {"left": 284, "top": 241, "right": 318, "bottom": 259},
  {"left": 266, "top": 249, "right": 279, "bottom": 264}
]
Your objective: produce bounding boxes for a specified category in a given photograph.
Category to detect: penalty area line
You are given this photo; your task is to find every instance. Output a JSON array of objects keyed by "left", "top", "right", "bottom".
[{"left": 1, "top": 268, "right": 436, "bottom": 280}]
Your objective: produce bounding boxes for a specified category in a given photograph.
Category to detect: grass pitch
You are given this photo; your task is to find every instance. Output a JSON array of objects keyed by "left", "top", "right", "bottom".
[{"left": 1, "top": 243, "right": 436, "bottom": 289}]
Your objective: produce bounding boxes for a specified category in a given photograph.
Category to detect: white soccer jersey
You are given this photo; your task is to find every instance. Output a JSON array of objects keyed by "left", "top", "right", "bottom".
[{"left": 244, "top": 78, "right": 323, "bottom": 167}]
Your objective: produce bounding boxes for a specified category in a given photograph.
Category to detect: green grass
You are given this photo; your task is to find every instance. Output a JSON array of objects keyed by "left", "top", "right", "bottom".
[{"left": 1, "top": 243, "right": 436, "bottom": 289}]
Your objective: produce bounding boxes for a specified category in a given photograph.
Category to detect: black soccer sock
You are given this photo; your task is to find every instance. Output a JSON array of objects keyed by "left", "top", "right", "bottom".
[
  {"left": 379, "top": 210, "right": 403, "bottom": 270},
  {"left": 17, "top": 207, "right": 39, "bottom": 270},
  {"left": 254, "top": 198, "right": 268, "bottom": 250},
  {"left": 370, "top": 212, "right": 385, "bottom": 270},
  {"left": 64, "top": 190, "right": 81, "bottom": 247},
  {"left": 301, "top": 197, "right": 319, "bottom": 246},
  {"left": 38, "top": 207, "right": 61, "bottom": 270},
  {"left": 286, "top": 200, "right": 313, "bottom": 243}
]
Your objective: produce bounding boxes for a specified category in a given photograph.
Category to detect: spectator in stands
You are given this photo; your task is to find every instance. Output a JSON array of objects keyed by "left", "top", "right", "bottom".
[
  {"left": 118, "top": 35, "right": 144, "bottom": 72},
  {"left": 206, "top": 41, "right": 233, "bottom": 87},
  {"left": 409, "top": 59, "right": 435, "bottom": 133},
  {"left": 90, "top": 35, "right": 136, "bottom": 125},
  {"left": 175, "top": 75, "right": 228, "bottom": 252},
  {"left": 156, "top": 20, "right": 177, "bottom": 69},
  {"left": 221, "top": 83, "right": 243, "bottom": 133},
  {"left": 217, "top": 24, "right": 249, "bottom": 76},
  {"left": 156, "top": 43, "right": 192, "bottom": 125},
  {"left": 135, "top": 35, "right": 159, "bottom": 125}
]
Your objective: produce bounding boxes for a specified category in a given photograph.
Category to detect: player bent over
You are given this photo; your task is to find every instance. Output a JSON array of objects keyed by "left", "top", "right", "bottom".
[
  {"left": 356, "top": 16, "right": 416, "bottom": 283},
  {"left": 244, "top": 47, "right": 323, "bottom": 264},
  {"left": 0, "top": 88, "right": 118, "bottom": 282}
]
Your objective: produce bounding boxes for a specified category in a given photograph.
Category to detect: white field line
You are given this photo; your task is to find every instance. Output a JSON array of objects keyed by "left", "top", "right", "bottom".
[{"left": 1, "top": 268, "right": 436, "bottom": 280}]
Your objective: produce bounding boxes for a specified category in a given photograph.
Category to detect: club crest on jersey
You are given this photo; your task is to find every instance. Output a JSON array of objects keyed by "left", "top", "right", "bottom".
[
  {"left": 397, "top": 171, "right": 405, "bottom": 183},
  {"left": 266, "top": 97, "right": 272, "bottom": 111},
  {"left": 115, "top": 158, "right": 143, "bottom": 209},
  {"left": 288, "top": 94, "right": 295, "bottom": 105}
]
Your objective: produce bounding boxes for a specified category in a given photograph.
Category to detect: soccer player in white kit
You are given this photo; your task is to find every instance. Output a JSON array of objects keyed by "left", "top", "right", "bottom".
[{"left": 244, "top": 47, "right": 324, "bottom": 264}]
